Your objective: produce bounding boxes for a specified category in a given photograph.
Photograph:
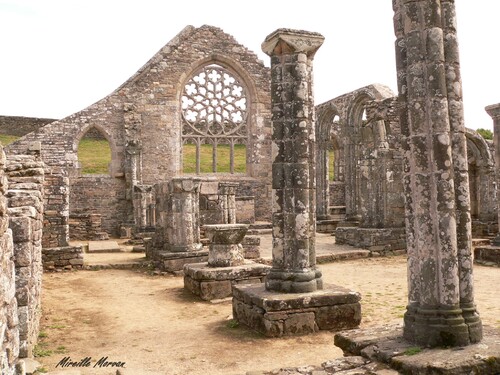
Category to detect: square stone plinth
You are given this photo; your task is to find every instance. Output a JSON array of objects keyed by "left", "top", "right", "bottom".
[
  {"left": 232, "top": 283, "right": 361, "bottom": 337},
  {"left": 156, "top": 250, "right": 208, "bottom": 272},
  {"left": 184, "top": 261, "right": 270, "bottom": 301},
  {"left": 334, "top": 325, "right": 500, "bottom": 374}
]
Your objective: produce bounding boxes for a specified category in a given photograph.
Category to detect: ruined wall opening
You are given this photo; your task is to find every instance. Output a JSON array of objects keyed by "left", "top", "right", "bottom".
[
  {"left": 329, "top": 115, "right": 341, "bottom": 181},
  {"left": 77, "top": 127, "right": 112, "bottom": 175},
  {"left": 181, "top": 63, "right": 248, "bottom": 174}
]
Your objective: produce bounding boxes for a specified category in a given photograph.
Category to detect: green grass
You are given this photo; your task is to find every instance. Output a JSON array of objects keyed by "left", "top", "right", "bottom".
[
  {"left": 0, "top": 134, "right": 20, "bottom": 146},
  {"left": 183, "top": 143, "right": 246, "bottom": 173},
  {"left": 404, "top": 347, "right": 422, "bottom": 356},
  {"left": 329, "top": 149, "right": 335, "bottom": 181},
  {"left": 77, "top": 138, "right": 111, "bottom": 174}
]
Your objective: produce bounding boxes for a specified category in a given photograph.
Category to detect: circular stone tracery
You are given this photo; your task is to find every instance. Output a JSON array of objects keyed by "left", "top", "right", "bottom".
[{"left": 181, "top": 64, "right": 247, "bottom": 137}]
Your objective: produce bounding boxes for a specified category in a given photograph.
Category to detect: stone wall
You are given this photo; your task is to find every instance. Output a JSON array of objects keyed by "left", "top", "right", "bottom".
[
  {"left": 5, "top": 25, "right": 272, "bottom": 240},
  {"left": 0, "top": 116, "right": 56, "bottom": 137},
  {"left": 42, "top": 246, "right": 84, "bottom": 271},
  {"left": 69, "top": 213, "right": 109, "bottom": 241},
  {"left": 0, "top": 147, "right": 19, "bottom": 375},
  {"left": 69, "top": 176, "right": 128, "bottom": 237},
  {"left": 42, "top": 169, "right": 69, "bottom": 248},
  {"left": 6, "top": 155, "right": 44, "bottom": 359}
]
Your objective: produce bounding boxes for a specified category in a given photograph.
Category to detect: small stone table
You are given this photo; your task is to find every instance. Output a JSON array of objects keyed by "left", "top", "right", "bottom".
[{"left": 184, "top": 224, "right": 270, "bottom": 301}]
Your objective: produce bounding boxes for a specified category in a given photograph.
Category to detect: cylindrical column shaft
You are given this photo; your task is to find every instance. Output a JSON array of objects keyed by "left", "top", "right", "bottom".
[
  {"left": 262, "top": 29, "right": 324, "bottom": 293},
  {"left": 393, "top": 0, "right": 482, "bottom": 347}
]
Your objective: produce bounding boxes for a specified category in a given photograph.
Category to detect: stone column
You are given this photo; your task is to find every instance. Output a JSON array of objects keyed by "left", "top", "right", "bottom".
[
  {"left": 166, "top": 177, "right": 202, "bottom": 252},
  {"left": 485, "top": 103, "right": 500, "bottom": 244},
  {"left": 218, "top": 182, "right": 238, "bottom": 224},
  {"left": 393, "top": 0, "right": 482, "bottom": 347},
  {"left": 262, "top": 29, "right": 324, "bottom": 293}
]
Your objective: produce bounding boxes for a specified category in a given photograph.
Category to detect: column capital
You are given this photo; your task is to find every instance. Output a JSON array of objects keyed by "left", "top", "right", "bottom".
[
  {"left": 262, "top": 28, "right": 324, "bottom": 58},
  {"left": 485, "top": 103, "right": 500, "bottom": 119}
]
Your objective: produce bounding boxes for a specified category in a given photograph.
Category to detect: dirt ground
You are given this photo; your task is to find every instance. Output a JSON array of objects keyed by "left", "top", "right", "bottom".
[{"left": 36, "top": 255, "right": 500, "bottom": 375}]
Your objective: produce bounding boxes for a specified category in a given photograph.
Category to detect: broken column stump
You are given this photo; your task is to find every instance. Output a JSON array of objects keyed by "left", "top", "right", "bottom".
[
  {"left": 232, "top": 28, "right": 361, "bottom": 337},
  {"left": 184, "top": 224, "right": 270, "bottom": 301}
]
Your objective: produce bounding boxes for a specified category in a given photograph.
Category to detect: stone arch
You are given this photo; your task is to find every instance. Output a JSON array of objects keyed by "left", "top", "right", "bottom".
[
  {"left": 178, "top": 55, "right": 261, "bottom": 176},
  {"left": 316, "top": 103, "right": 342, "bottom": 218},
  {"left": 74, "top": 124, "right": 119, "bottom": 176},
  {"left": 344, "top": 90, "right": 378, "bottom": 223},
  {"left": 465, "top": 128, "right": 496, "bottom": 227}
]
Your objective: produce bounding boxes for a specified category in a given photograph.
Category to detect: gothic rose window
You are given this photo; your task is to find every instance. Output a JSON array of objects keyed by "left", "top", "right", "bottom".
[{"left": 181, "top": 64, "right": 247, "bottom": 174}]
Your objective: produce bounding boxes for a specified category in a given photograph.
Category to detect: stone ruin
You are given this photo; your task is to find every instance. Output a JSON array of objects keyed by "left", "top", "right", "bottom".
[{"left": 0, "top": 1, "right": 499, "bottom": 373}]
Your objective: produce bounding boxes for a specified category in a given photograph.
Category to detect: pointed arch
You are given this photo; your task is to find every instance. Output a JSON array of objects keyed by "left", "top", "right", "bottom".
[{"left": 178, "top": 55, "right": 263, "bottom": 176}]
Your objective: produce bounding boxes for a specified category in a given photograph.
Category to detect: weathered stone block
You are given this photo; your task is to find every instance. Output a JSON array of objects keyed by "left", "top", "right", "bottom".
[
  {"left": 283, "top": 312, "right": 318, "bottom": 335},
  {"left": 316, "top": 303, "right": 362, "bottom": 330}
]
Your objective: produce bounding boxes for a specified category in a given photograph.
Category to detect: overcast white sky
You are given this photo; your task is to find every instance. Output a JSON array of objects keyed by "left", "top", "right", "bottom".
[{"left": 1, "top": 1, "right": 498, "bottom": 130}]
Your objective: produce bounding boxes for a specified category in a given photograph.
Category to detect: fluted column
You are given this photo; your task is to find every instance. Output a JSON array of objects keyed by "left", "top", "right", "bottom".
[
  {"left": 262, "top": 29, "right": 324, "bottom": 293},
  {"left": 393, "top": 0, "right": 482, "bottom": 347}
]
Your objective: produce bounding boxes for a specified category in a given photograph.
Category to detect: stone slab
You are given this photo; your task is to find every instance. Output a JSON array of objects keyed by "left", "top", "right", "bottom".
[
  {"left": 87, "top": 240, "right": 122, "bottom": 253},
  {"left": 184, "top": 261, "right": 270, "bottom": 281},
  {"left": 157, "top": 250, "right": 209, "bottom": 272},
  {"left": 334, "top": 324, "right": 500, "bottom": 375},
  {"left": 232, "top": 283, "right": 361, "bottom": 337}
]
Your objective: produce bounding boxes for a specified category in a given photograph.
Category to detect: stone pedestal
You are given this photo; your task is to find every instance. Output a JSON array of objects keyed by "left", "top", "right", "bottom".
[
  {"left": 205, "top": 224, "right": 247, "bottom": 267},
  {"left": 184, "top": 262, "right": 270, "bottom": 301},
  {"left": 232, "top": 29, "right": 361, "bottom": 336},
  {"left": 232, "top": 284, "right": 361, "bottom": 337},
  {"left": 184, "top": 224, "right": 270, "bottom": 300}
]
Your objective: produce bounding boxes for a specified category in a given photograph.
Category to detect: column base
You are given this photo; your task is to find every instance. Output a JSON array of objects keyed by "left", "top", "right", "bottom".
[
  {"left": 232, "top": 283, "right": 361, "bottom": 337},
  {"left": 403, "top": 304, "right": 483, "bottom": 347},
  {"left": 265, "top": 268, "right": 323, "bottom": 293}
]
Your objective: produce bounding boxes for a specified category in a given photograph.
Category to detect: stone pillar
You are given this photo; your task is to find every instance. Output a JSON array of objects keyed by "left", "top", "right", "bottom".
[
  {"left": 393, "top": 0, "right": 482, "bottom": 347},
  {"left": 485, "top": 103, "right": 500, "bottom": 244},
  {"left": 166, "top": 177, "right": 202, "bottom": 252},
  {"left": 262, "top": 29, "right": 324, "bottom": 293},
  {"left": 218, "top": 182, "right": 238, "bottom": 224},
  {"left": 205, "top": 224, "right": 248, "bottom": 267}
]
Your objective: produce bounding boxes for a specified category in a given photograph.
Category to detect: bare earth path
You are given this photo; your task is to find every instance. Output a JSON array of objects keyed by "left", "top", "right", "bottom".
[{"left": 37, "top": 256, "right": 500, "bottom": 375}]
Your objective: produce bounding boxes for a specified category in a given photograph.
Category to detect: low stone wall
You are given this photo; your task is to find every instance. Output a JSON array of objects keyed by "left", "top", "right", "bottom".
[
  {"left": 69, "top": 213, "right": 109, "bottom": 241},
  {"left": 42, "top": 246, "right": 84, "bottom": 271},
  {"left": 0, "top": 147, "right": 19, "bottom": 375},
  {"left": 335, "top": 227, "right": 406, "bottom": 254},
  {"left": 6, "top": 155, "right": 45, "bottom": 359}
]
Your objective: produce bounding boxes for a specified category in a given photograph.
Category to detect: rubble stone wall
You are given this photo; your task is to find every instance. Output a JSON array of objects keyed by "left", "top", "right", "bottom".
[
  {"left": 69, "top": 176, "right": 128, "bottom": 236},
  {"left": 6, "top": 155, "right": 44, "bottom": 359},
  {"left": 0, "top": 147, "right": 19, "bottom": 375}
]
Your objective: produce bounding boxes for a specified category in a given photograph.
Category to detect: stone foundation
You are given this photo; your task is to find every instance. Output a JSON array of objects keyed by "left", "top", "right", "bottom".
[
  {"left": 335, "top": 227, "right": 406, "bottom": 254},
  {"left": 184, "top": 261, "right": 270, "bottom": 301},
  {"left": 334, "top": 325, "right": 500, "bottom": 375},
  {"left": 232, "top": 283, "right": 361, "bottom": 337},
  {"left": 474, "top": 245, "right": 500, "bottom": 266},
  {"left": 42, "top": 246, "right": 84, "bottom": 271}
]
